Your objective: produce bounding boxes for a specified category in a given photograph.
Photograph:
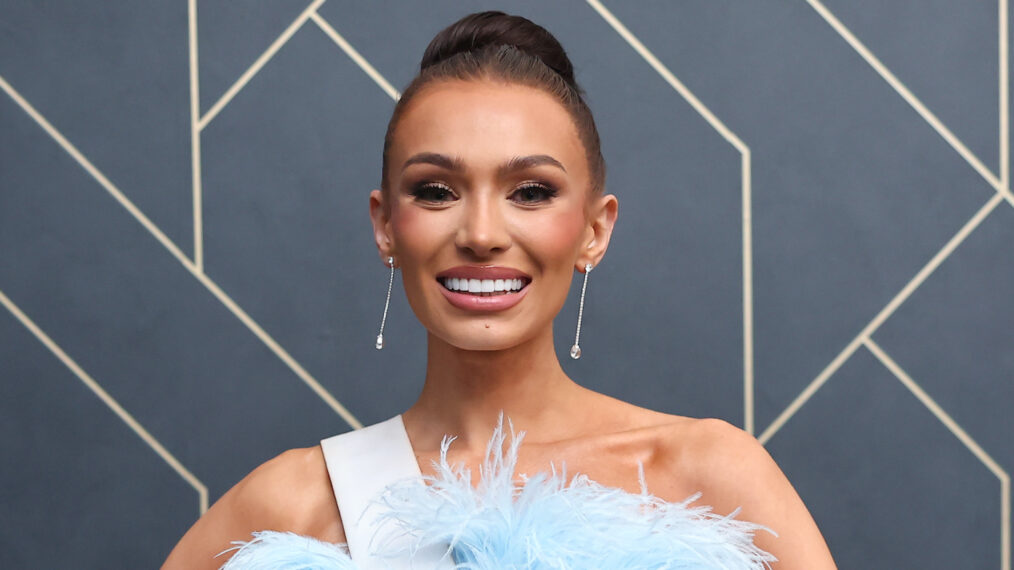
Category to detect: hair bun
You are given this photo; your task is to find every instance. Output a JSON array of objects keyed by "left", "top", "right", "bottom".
[{"left": 420, "top": 11, "right": 578, "bottom": 91}]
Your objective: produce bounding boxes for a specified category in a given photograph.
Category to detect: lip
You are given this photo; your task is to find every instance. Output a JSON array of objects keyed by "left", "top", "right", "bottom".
[
  {"left": 435, "top": 265, "right": 531, "bottom": 281},
  {"left": 436, "top": 265, "right": 531, "bottom": 313}
]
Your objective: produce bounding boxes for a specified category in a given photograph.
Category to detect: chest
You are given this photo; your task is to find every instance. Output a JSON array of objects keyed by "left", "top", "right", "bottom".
[{"left": 412, "top": 436, "right": 699, "bottom": 503}]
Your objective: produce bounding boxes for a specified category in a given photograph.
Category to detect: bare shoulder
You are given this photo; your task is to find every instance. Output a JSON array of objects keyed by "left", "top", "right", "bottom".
[
  {"left": 230, "top": 446, "right": 340, "bottom": 532},
  {"left": 653, "top": 416, "right": 794, "bottom": 522},
  {"left": 668, "top": 417, "right": 775, "bottom": 484},
  {"left": 652, "top": 417, "right": 837, "bottom": 569},
  {"left": 161, "top": 446, "right": 342, "bottom": 569}
]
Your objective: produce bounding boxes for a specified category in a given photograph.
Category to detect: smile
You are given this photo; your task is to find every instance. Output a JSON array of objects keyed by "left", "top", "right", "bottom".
[
  {"left": 435, "top": 266, "right": 532, "bottom": 312},
  {"left": 440, "top": 277, "right": 528, "bottom": 296}
]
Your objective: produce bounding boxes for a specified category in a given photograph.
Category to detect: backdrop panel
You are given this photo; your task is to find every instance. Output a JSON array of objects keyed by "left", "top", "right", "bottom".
[{"left": 1, "top": 1, "right": 1010, "bottom": 567}]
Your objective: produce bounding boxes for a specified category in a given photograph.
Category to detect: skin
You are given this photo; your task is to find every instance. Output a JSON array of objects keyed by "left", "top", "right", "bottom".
[{"left": 164, "top": 79, "right": 836, "bottom": 568}]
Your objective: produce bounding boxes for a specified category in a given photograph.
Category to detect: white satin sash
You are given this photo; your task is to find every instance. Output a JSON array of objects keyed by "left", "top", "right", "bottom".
[{"left": 320, "top": 415, "right": 454, "bottom": 569}]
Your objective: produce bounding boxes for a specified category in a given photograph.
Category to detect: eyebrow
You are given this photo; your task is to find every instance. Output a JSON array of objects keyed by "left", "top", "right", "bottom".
[
  {"left": 501, "top": 154, "right": 567, "bottom": 175},
  {"left": 402, "top": 152, "right": 465, "bottom": 172},
  {"left": 401, "top": 153, "right": 567, "bottom": 174}
]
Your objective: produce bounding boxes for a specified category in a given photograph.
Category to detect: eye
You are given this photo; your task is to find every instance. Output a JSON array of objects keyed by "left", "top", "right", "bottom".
[
  {"left": 410, "top": 182, "right": 457, "bottom": 203},
  {"left": 509, "top": 183, "right": 558, "bottom": 205}
]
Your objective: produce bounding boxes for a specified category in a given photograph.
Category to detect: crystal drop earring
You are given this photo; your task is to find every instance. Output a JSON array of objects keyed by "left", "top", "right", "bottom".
[
  {"left": 375, "top": 256, "right": 395, "bottom": 350},
  {"left": 570, "top": 263, "right": 593, "bottom": 359}
]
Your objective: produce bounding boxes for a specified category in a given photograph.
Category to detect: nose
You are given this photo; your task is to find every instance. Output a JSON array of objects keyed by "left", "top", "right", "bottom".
[{"left": 454, "top": 192, "right": 512, "bottom": 258}]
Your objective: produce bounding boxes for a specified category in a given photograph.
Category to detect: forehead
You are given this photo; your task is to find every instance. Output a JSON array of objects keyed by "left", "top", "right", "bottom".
[{"left": 390, "top": 80, "right": 587, "bottom": 176}]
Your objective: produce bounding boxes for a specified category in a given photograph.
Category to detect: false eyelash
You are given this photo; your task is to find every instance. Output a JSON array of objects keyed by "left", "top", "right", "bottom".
[
  {"left": 410, "top": 182, "right": 456, "bottom": 202},
  {"left": 511, "top": 183, "right": 559, "bottom": 202}
]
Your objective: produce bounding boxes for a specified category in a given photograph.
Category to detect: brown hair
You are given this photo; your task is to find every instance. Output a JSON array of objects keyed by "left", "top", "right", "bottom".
[{"left": 381, "top": 11, "right": 606, "bottom": 193}]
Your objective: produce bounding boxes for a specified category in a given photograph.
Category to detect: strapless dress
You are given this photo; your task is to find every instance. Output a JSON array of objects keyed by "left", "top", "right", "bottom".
[{"left": 220, "top": 415, "right": 775, "bottom": 569}]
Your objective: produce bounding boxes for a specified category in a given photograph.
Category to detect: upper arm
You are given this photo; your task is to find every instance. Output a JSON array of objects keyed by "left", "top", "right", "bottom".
[
  {"left": 684, "top": 419, "right": 837, "bottom": 569},
  {"left": 161, "top": 447, "right": 342, "bottom": 569}
]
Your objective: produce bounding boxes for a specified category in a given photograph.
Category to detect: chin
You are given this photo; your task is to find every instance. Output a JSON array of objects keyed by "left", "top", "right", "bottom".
[{"left": 433, "top": 323, "right": 534, "bottom": 353}]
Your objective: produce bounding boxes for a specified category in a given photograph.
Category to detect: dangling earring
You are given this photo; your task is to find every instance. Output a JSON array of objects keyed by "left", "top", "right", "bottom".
[
  {"left": 375, "top": 256, "right": 395, "bottom": 350},
  {"left": 570, "top": 263, "right": 593, "bottom": 359}
]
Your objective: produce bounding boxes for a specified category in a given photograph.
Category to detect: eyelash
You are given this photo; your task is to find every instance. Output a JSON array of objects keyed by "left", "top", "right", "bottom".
[
  {"left": 408, "top": 182, "right": 559, "bottom": 205},
  {"left": 510, "top": 183, "right": 558, "bottom": 204},
  {"left": 410, "top": 182, "right": 455, "bottom": 203}
]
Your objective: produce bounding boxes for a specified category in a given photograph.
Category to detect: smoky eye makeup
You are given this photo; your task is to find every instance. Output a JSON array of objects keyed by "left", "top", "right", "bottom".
[
  {"left": 508, "top": 182, "right": 559, "bottom": 205},
  {"left": 408, "top": 181, "right": 457, "bottom": 203},
  {"left": 403, "top": 175, "right": 563, "bottom": 206}
]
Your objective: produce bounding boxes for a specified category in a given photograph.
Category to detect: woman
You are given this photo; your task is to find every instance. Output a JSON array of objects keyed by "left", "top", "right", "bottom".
[{"left": 164, "top": 11, "right": 836, "bottom": 569}]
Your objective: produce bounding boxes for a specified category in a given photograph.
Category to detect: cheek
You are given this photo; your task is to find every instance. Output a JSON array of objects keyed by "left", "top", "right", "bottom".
[
  {"left": 516, "top": 208, "right": 586, "bottom": 325},
  {"left": 390, "top": 205, "right": 444, "bottom": 259},
  {"left": 389, "top": 204, "right": 454, "bottom": 308},
  {"left": 517, "top": 209, "right": 587, "bottom": 266}
]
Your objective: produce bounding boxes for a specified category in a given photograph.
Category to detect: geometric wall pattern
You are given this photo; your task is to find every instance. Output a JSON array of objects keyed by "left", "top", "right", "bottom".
[{"left": 0, "top": 1, "right": 1010, "bottom": 567}]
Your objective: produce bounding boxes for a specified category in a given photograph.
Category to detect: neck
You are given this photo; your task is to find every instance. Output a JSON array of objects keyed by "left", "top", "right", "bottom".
[{"left": 404, "top": 325, "right": 589, "bottom": 452}]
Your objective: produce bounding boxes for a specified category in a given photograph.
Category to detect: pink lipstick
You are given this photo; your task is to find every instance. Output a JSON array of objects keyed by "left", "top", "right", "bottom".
[{"left": 435, "top": 266, "right": 531, "bottom": 312}]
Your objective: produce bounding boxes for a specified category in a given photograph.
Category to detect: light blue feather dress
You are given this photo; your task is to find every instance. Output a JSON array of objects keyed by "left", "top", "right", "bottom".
[{"left": 220, "top": 420, "right": 775, "bottom": 569}]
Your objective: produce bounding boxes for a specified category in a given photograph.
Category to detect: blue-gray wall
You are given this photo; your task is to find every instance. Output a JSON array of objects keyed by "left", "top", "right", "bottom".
[{"left": 1, "top": 1, "right": 1011, "bottom": 567}]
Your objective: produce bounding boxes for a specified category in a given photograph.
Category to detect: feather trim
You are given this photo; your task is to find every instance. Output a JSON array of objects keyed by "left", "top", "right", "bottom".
[
  {"left": 218, "top": 530, "right": 355, "bottom": 569},
  {"left": 372, "top": 416, "right": 776, "bottom": 569},
  {"left": 222, "top": 417, "right": 776, "bottom": 569}
]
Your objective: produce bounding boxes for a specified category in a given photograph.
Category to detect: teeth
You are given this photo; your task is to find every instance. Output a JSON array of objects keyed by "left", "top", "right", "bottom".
[{"left": 441, "top": 277, "right": 527, "bottom": 294}]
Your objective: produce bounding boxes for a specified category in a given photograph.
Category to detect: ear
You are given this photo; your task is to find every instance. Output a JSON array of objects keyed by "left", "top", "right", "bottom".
[
  {"left": 578, "top": 193, "right": 618, "bottom": 271},
  {"left": 369, "top": 189, "right": 395, "bottom": 263}
]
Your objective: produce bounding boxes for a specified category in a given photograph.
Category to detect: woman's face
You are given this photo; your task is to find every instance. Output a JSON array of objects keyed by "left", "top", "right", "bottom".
[{"left": 371, "top": 79, "right": 616, "bottom": 352}]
